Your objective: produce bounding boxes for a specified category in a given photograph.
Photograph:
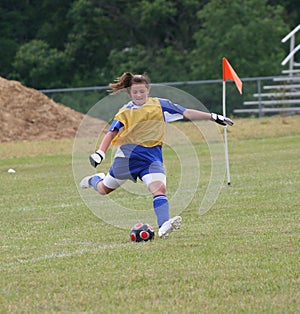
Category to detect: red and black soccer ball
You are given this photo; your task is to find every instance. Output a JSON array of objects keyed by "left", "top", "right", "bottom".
[{"left": 130, "top": 223, "right": 155, "bottom": 242}]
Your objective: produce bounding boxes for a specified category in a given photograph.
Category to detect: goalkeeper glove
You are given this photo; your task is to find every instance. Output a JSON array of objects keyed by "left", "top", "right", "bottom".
[
  {"left": 211, "top": 113, "right": 234, "bottom": 126},
  {"left": 89, "top": 149, "right": 105, "bottom": 168}
]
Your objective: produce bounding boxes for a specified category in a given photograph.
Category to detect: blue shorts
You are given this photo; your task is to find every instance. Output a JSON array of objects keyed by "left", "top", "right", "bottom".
[
  {"left": 108, "top": 144, "right": 165, "bottom": 182},
  {"left": 109, "top": 157, "right": 165, "bottom": 182}
]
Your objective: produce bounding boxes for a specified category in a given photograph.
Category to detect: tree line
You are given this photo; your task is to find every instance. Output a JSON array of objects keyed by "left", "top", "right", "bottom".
[{"left": 1, "top": 0, "right": 299, "bottom": 114}]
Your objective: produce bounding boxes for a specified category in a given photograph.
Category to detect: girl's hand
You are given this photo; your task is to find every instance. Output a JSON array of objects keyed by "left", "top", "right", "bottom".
[
  {"left": 211, "top": 113, "right": 234, "bottom": 126},
  {"left": 89, "top": 149, "right": 105, "bottom": 168}
]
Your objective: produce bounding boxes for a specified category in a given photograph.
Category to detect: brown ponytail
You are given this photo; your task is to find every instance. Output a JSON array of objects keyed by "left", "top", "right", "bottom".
[{"left": 109, "top": 72, "right": 150, "bottom": 93}]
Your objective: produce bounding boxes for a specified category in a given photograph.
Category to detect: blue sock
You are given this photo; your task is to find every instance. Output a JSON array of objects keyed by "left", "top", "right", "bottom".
[
  {"left": 89, "top": 175, "right": 103, "bottom": 191},
  {"left": 153, "top": 194, "right": 170, "bottom": 228}
]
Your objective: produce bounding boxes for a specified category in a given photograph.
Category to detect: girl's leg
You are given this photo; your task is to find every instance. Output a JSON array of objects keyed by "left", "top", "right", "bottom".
[
  {"left": 81, "top": 172, "right": 125, "bottom": 195},
  {"left": 142, "top": 174, "right": 169, "bottom": 228},
  {"left": 152, "top": 193, "right": 170, "bottom": 228},
  {"left": 96, "top": 181, "right": 115, "bottom": 195},
  {"left": 88, "top": 174, "right": 112, "bottom": 195},
  {"left": 142, "top": 174, "right": 182, "bottom": 238}
]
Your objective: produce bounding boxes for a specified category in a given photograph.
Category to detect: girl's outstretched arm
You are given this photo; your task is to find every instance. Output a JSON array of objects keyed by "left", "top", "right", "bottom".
[
  {"left": 183, "top": 109, "right": 211, "bottom": 120},
  {"left": 183, "top": 109, "right": 233, "bottom": 126}
]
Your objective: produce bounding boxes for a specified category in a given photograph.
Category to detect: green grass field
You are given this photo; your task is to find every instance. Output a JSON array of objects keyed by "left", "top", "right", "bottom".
[{"left": 1, "top": 116, "right": 299, "bottom": 313}]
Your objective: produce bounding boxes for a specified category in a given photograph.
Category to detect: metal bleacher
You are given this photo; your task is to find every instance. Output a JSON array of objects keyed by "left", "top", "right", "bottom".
[{"left": 234, "top": 24, "right": 300, "bottom": 117}]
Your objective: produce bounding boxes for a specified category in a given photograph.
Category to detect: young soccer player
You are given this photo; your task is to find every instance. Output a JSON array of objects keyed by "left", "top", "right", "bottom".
[{"left": 80, "top": 72, "right": 233, "bottom": 238}]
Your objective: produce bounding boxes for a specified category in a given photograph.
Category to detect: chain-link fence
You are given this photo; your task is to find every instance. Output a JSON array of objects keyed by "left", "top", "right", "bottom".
[{"left": 40, "top": 76, "right": 300, "bottom": 121}]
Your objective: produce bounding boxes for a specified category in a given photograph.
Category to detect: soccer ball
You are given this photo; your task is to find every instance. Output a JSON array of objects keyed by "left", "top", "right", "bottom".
[{"left": 130, "top": 223, "right": 155, "bottom": 242}]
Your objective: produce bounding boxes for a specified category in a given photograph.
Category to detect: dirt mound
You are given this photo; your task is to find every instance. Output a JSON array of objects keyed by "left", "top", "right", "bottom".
[{"left": 0, "top": 77, "right": 107, "bottom": 142}]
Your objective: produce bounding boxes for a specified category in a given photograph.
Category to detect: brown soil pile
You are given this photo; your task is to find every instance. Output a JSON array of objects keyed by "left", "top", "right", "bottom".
[{"left": 0, "top": 77, "right": 106, "bottom": 142}]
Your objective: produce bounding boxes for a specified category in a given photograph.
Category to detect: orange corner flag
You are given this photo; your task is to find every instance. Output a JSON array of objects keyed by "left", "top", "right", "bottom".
[{"left": 223, "top": 57, "right": 242, "bottom": 94}]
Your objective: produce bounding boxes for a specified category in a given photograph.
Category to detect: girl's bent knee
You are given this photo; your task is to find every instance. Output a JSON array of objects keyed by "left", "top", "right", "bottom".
[{"left": 97, "top": 183, "right": 114, "bottom": 195}]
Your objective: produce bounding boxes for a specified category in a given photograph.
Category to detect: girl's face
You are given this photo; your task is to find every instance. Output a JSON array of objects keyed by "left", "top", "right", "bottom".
[{"left": 129, "top": 83, "right": 150, "bottom": 106}]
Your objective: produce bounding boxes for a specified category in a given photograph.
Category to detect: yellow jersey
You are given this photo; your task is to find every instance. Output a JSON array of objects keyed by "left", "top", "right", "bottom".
[{"left": 112, "top": 97, "right": 165, "bottom": 147}]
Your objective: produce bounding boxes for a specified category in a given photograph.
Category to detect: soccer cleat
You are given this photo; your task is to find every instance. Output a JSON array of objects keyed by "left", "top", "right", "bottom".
[
  {"left": 79, "top": 173, "right": 105, "bottom": 188},
  {"left": 158, "top": 216, "right": 182, "bottom": 238}
]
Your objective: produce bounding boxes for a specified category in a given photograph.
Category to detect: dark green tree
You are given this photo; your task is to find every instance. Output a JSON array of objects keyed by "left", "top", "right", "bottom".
[
  {"left": 268, "top": 0, "right": 300, "bottom": 28},
  {"left": 35, "top": 0, "right": 74, "bottom": 50},
  {"left": 190, "top": 0, "right": 289, "bottom": 79},
  {"left": 12, "top": 40, "right": 70, "bottom": 88},
  {"left": 104, "top": 0, "right": 204, "bottom": 82},
  {"left": 64, "top": 0, "right": 132, "bottom": 85},
  {"left": 0, "top": 1, "right": 31, "bottom": 76},
  {"left": 0, "top": 0, "right": 295, "bottom": 93}
]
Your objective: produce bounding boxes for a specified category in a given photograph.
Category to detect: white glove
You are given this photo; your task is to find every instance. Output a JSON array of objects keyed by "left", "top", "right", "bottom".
[
  {"left": 89, "top": 149, "right": 105, "bottom": 168},
  {"left": 211, "top": 113, "right": 234, "bottom": 126}
]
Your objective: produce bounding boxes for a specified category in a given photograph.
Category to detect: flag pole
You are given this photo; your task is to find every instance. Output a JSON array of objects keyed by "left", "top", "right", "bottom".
[
  {"left": 222, "top": 79, "right": 231, "bottom": 186},
  {"left": 222, "top": 57, "right": 242, "bottom": 186}
]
